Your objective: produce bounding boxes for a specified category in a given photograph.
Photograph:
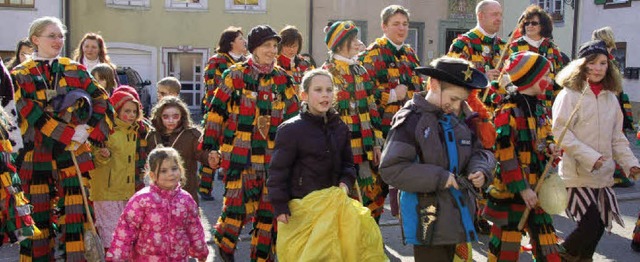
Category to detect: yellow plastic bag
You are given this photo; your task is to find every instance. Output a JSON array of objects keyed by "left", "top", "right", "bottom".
[{"left": 276, "top": 187, "right": 388, "bottom": 262}]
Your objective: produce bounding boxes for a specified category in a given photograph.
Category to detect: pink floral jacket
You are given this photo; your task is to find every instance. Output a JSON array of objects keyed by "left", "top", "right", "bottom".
[{"left": 106, "top": 184, "right": 208, "bottom": 261}]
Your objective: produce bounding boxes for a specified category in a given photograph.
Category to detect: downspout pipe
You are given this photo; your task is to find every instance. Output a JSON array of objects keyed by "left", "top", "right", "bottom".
[
  {"left": 63, "top": 0, "right": 71, "bottom": 57},
  {"left": 309, "top": 0, "right": 314, "bottom": 55},
  {"left": 571, "top": 0, "right": 580, "bottom": 59}
]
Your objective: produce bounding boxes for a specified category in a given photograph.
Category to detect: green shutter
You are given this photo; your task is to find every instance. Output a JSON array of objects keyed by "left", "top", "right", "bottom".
[{"left": 595, "top": 0, "right": 606, "bottom": 4}]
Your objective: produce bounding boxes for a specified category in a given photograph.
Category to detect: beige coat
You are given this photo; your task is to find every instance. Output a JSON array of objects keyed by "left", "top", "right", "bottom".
[{"left": 552, "top": 87, "right": 639, "bottom": 188}]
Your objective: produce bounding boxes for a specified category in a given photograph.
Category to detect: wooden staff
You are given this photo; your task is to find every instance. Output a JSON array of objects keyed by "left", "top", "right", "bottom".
[
  {"left": 517, "top": 83, "right": 590, "bottom": 231},
  {"left": 481, "top": 16, "right": 525, "bottom": 102}
]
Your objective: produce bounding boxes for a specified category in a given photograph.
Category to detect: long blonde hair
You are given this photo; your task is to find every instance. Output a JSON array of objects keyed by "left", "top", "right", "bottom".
[{"left": 555, "top": 53, "right": 622, "bottom": 94}]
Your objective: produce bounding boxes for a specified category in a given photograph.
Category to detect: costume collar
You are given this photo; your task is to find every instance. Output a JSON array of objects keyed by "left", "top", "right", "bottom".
[
  {"left": 333, "top": 54, "right": 358, "bottom": 65},
  {"left": 31, "top": 52, "right": 58, "bottom": 64},
  {"left": 229, "top": 51, "right": 244, "bottom": 61},
  {"left": 524, "top": 35, "right": 544, "bottom": 48},
  {"left": 383, "top": 35, "right": 404, "bottom": 50},
  {"left": 476, "top": 26, "right": 497, "bottom": 39}
]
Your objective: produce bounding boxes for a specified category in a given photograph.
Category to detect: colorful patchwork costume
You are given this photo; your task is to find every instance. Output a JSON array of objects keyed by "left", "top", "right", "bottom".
[
  {"left": 484, "top": 52, "right": 561, "bottom": 262},
  {"left": 199, "top": 52, "right": 246, "bottom": 196},
  {"left": 358, "top": 37, "right": 422, "bottom": 221},
  {"left": 11, "top": 57, "right": 114, "bottom": 261},
  {"left": 201, "top": 53, "right": 299, "bottom": 261},
  {"left": 276, "top": 54, "right": 314, "bottom": 87}
]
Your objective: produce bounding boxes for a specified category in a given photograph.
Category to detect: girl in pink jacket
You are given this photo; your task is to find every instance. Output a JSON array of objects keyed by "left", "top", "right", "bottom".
[{"left": 106, "top": 147, "right": 209, "bottom": 261}]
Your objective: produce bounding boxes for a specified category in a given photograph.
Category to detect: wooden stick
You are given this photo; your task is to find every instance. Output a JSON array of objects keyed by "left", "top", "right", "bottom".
[
  {"left": 481, "top": 19, "right": 523, "bottom": 102},
  {"left": 517, "top": 83, "right": 590, "bottom": 231},
  {"left": 354, "top": 179, "right": 364, "bottom": 204}
]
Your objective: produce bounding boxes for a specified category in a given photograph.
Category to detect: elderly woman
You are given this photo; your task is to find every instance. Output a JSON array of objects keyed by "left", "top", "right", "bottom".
[
  {"left": 10, "top": 16, "right": 114, "bottom": 261},
  {"left": 201, "top": 25, "right": 299, "bottom": 262},
  {"left": 508, "top": 5, "right": 564, "bottom": 110}
]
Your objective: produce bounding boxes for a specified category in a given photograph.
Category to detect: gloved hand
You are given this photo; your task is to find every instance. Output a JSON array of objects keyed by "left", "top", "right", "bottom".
[{"left": 71, "top": 124, "right": 90, "bottom": 144}]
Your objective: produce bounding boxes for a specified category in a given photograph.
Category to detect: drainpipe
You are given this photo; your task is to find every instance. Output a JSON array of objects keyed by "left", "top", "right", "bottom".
[
  {"left": 571, "top": 0, "right": 580, "bottom": 59},
  {"left": 63, "top": 0, "right": 71, "bottom": 57},
  {"left": 308, "top": 0, "right": 313, "bottom": 55}
]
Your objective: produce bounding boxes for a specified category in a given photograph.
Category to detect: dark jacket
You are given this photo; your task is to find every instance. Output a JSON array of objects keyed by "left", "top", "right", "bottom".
[
  {"left": 267, "top": 104, "right": 356, "bottom": 217},
  {"left": 379, "top": 92, "right": 496, "bottom": 245}
]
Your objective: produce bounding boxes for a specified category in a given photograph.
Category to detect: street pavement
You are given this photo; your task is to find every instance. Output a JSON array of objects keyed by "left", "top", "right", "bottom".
[{"left": 3, "top": 134, "right": 640, "bottom": 261}]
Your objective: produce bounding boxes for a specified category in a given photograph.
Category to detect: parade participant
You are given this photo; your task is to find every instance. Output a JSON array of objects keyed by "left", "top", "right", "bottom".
[
  {"left": 591, "top": 26, "right": 635, "bottom": 188},
  {"left": 89, "top": 86, "right": 148, "bottom": 251},
  {"left": 0, "top": 59, "right": 22, "bottom": 153},
  {"left": 508, "top": 5, "right": 564, "bottom": 110},
  {"left": 553, "top": 40, "right": 640, "bottom": 261},
  {"left": 199, "top": 27, "right": 247, "bottom": 200},
  {"left": 448, "top": 0, "right": 504, "bottom": 234},
  {"left": 72, "top": 32, "right": 115, "bottom": 72},
  {"left": 106, "top": 147, "right": 208, "bottom": 261},
  {"left": 11, "top": 16, "right": 114, "bottom": 261},
  {"left": 0, "top": 60, "right": 36, "bottom": 246},
  {"left": 91, "top": 63, "right": 118, "bottom": 95},
  {"left": 201, "top": 24, "right": 299, "bottom": 262},
  {"left": 322, "top": 20, "right": 384, "bottom": 220},
  {"left": 359, "top": 4, "right": 423, "bottom": 220},
  {"left": 484, "top": 51, "right": 561, "bottom": 262},
  {"left": 7, "top": 38, "right": 33, "bottom": 69},
  {"left": 277, "top": 25, "right": 314, "bottom": 86},
  {"left": 147, "top": 96, "right": 216, "bottom": 205},
  {"left": 156, "top": 76, "right": 181, "bottom": 101},
  {"left": 379, "top": 56, "right": 495, "bottom": 261}
]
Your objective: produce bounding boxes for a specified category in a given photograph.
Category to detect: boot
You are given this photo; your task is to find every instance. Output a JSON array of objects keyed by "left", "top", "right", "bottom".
[{"left": 218, "top": 246, "right": 235, "bottom": 262}]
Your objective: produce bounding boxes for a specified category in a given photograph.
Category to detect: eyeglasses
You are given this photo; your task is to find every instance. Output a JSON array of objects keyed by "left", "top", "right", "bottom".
[
  {"left": 39, "top": 34, "right": 65, "bottom": 40},
  {"left": 524, "top": 21, "right": 540, "bottom": 27}
]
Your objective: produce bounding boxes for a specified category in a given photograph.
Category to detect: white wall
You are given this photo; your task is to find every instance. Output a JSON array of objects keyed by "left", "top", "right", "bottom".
[
  {"left": 0, "top": 1, "right": 62, "bottom": 53},
  {"left": 578, "top": 2, "right": 640, "bottom": 102}
]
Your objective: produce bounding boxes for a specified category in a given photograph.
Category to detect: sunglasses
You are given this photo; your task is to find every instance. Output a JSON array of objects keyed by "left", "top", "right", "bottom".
[{"left": 524, "top": 21, "right": 540, "bottom": 26}]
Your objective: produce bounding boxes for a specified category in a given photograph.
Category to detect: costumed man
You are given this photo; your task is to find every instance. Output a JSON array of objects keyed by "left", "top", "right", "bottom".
[
  {"left": 359, "top": 4, "right": 423, "bottom": 221},
  {"left": 277, "top": 25, "right": 314, "bottom": 87},
  {"left": 448, "top": 0, "right": 505, "bottom": 234},
  {"left": 199, "top": 26, "right": 248, "bottom": 201},
  {"left": 201, "top": 25, "right": 299, "bottom": 262},
  {"left": 484, "top": 51, "right": 561, "bottom": 262},
  {"left": 1, "top": 59, "right": 38, "bottom": 247},
  {"left": 379, "top": 56, "right": 495, "bottom": 261}
]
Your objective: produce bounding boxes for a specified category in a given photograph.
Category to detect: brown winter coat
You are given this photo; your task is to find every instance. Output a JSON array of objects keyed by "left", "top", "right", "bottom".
[{"left": 146, "top": 126, "right": 210, "bottom": 204}]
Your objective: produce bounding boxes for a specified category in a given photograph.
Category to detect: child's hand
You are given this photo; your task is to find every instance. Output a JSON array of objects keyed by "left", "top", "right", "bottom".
[
  {"left": 520, "top": 188, "right": 538, "bottom": 209},
  {"left": 372, "top": 146, "right": 382, "bottom": 166},
  {"left": 593, "top": 156, "right": 606, "bottom": 171},
  {"left": 444, "top": 173, "right": 459, "bottom": 190},
  {"left": 395, "top": 84, "right": 408, "bottom": 101},
  {"left": 98, "top": 148, "right": 111, "bottom": 158},
  {"left": 467, "top": 171, "right": 485, "bottom": 188},
  {"left": 277, "top": 214, "right": 290, "bottom": 224},
  {"left": 629, "top": 166, "right": 640, "bottom": 180}
]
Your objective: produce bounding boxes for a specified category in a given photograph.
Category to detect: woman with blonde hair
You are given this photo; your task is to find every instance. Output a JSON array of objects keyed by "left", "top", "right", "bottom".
[{"left": 11, "top": 16, "right": 114, "bottom": 261}]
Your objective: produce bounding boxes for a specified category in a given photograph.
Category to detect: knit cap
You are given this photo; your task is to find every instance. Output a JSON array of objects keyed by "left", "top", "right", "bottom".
[
  {"left": 325, "top": 21, "right": 359, "bottom": 52},
  {"left": 504, "top": 51, "right": 551, "bottom": 91},
  {"left": 110, "top": 85, "right": 140, "bottom": 113},
  {"left": 578, "top": 40, "right": 609, "bottom": 59}
]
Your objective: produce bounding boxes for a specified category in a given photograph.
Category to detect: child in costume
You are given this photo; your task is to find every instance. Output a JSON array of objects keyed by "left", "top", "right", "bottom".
[
  {"left": 379, "top": 56, "right": 495, "bottom": 261},
  {"left": 484, "top": 51, "right": 561, "bottom": 262},
  {"left": 147, "top": 96, "right": 217, "bottom": 205},
  {"left": 106, "top": 147, "right": 208, "bottom": 261}
]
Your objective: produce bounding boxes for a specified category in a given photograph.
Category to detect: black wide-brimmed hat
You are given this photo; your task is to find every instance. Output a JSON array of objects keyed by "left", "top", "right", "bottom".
[{"left": 415, "top": 60, "right": 488, "bottom": 90}]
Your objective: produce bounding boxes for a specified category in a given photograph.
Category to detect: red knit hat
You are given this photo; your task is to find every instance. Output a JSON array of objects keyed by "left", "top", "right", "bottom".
[{"left": 110, "top": 86, "right": 140, "bottom": 113}]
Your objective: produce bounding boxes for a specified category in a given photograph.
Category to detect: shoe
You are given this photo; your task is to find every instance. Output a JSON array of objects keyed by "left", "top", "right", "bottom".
[
  {"left": 218, "top": 247, "right": 235, "bottom": 262},
  {"left": 613, "top": 179, "right": 635, "bottom": 188},
  {"left": 475, "top": 219, "right": 491, "bottom": 235},
  {"left": 199, "top": 192, "right": 215, "bottom": 201}
]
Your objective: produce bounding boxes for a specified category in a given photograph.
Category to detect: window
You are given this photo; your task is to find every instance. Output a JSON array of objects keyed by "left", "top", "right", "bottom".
[
  {"left": 166, "top": 0, "right": 207, "bottom": 10},
  {"left": 407, "top": 22, "right": 425, "bottom": 61},
  {"left": 536, "top": 0, "right": 564, "bottom": 22},
  {"left": 225, "top": 0, "right": 266, "bottom": 13},
  {"left": 0, "top": 0, "right": 34, "bottom": 8},
  {"left": 106, "top": 0, "right": 150, "bottom": 8},
  {"left": 612, "top": 42, "right": 626, "bottom": 74},
  {"left": 604, "top": 0, "right": 632, "bottom": 9},
  {"left": 163, "top": 48, "right": 207, "bottom": 111}
]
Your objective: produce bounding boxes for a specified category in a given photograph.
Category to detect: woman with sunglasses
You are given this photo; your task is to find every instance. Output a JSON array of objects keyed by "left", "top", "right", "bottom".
[
  {"left": 508, "top": 5, "right": 564, "bottom": 110},
  {"left": 10, "top": 16, "right": 114, "bottom": 261}
]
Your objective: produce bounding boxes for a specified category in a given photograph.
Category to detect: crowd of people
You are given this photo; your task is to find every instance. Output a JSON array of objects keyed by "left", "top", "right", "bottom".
[{"left": 1, "top": 0, "right": 640, "bottom": 261}]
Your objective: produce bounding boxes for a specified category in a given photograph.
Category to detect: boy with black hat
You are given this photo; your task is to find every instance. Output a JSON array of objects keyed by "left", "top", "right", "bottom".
[
  {"left": 379, "top": 56, "right": 496, "bottom": 261},
  {"left": 200, "top": 24, "right": 299, "bottom": 262}
]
